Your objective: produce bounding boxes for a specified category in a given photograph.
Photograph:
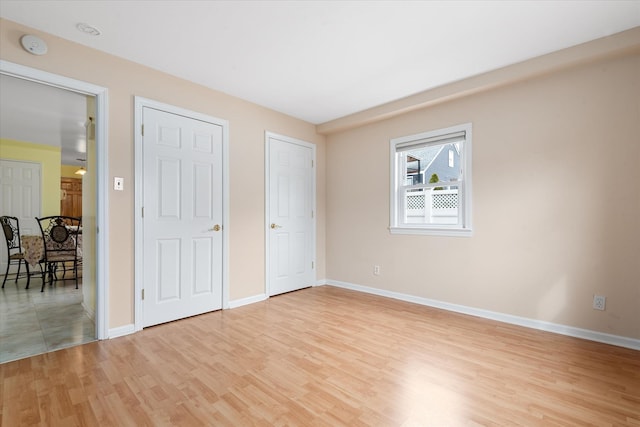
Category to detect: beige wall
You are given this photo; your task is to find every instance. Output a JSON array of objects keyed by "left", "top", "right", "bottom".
[
  {"left": 0, "top": 18, "right": 326, "bottom": 328},
  {"left": 2, "top": 17, "right": 637, "bottom": 341},
  {"left": 0, "top": 138, "right": 61, "bottom": 216},
  {"left": 325, "top": 51, "right": 640, "bottom": 339}
]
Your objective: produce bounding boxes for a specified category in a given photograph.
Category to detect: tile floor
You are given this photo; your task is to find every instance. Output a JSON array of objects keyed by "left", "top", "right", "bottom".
[{"left": 0, "top": 275, "right": 95, "bottom": 364}]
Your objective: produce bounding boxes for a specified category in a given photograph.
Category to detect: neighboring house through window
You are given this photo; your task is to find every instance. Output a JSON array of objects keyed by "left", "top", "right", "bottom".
[{"left": 390, "top": 123, "right": 472, "bottom": 236}]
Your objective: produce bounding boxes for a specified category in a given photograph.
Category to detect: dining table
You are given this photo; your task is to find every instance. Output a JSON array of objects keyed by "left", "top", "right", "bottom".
[{"left": 21, "top": 234, "right": 83, "bottom": 268}]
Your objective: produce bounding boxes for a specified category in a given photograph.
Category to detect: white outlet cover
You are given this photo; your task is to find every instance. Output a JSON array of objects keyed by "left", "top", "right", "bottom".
[{"left": 593, "top": 295, "right": 606, "bottom": 311}]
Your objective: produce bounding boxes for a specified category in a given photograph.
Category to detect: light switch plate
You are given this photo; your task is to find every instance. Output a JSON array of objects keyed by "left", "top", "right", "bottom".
[{"left": 114, "top": 177, "right": 124, "bottom": 191}]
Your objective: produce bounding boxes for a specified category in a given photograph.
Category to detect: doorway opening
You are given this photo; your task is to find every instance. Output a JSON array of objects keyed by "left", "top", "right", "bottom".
[{"left": 0, "top": 60, "right": 108, "bottom": 362}]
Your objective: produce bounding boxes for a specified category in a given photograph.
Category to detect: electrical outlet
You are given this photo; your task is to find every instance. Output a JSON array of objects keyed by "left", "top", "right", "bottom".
[
  {"left": 593, "top": 295, "right": 606, "bottom": 311},
  {"left": 373, "top": 265, "right": 380, "bottom": 276}
]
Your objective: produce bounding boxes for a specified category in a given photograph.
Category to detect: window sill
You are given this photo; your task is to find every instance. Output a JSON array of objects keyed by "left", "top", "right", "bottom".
[{"left": 389, "top": 226, "right": 473, "bottom": 237}]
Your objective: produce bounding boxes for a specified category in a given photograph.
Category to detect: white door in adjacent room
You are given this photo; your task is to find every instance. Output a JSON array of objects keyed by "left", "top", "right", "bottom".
[
  {"left": 0, "top": 159, "right": 41, "bottom": 272},
  {"left": 266, "top": 133, "right": 315, "bottom": 296},
  {"left": 142, "top": 107, "right": 223, "bottom": 327}
]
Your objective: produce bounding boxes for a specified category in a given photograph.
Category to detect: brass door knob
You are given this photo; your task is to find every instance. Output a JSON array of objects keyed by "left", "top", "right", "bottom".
[
  {"left": 270, "top": 223, "right": 281, "bottom": 229},
  {"left": 210, "top": 224, "right": 221, "bottom": 232}
]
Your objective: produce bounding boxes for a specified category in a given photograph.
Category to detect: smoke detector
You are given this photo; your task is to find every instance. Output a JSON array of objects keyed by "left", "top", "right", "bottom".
[{"left": 20, "top": 35, "right": 48, "bottom": 55}]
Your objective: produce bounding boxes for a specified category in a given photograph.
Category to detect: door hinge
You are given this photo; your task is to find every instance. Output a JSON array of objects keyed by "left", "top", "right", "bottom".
[
  {"left": 312, "top": 261, "right": 314, "bottom": 269},
  {"left": 142, "top": 207, "right": 144, "bottom": 218},
  {"left": 141, "top": 124, "right": 144, "bottom": 136},
  {"left": 142, "top": 289, "right": 145, "bottom": 300},
  {"left": 311, "top": 210, "right": 314, "bottom": 218},
  {"left": 311, "top": 160, "right": 314, "bottom": 167}
]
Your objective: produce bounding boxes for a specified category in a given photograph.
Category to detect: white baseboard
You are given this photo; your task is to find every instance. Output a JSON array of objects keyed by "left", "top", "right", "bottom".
[
  {"left": 229, "top": 293, "right": 268, "bottom": 309},
  {"left": 109, "top": 324, "right": 135, "bottom": 339},
  {"left": 315, "top": 279, "right": 327, "bottom": 286},
  {"left": 325, "top": 279, "right": 640, "bottom": 351}
]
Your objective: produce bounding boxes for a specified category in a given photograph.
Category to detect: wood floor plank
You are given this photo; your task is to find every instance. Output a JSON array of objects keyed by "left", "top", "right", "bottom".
[{"left": 1, "top": 286, "right": 639, "bottom": 426}]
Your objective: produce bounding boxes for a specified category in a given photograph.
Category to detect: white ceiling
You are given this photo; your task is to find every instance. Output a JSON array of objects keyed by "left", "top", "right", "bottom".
[
  {"left": 0, "top": 74, "right": 89, "bottom": 166},
  {"left": 1, "top": 1, "right": 639, "bottom": 126}
]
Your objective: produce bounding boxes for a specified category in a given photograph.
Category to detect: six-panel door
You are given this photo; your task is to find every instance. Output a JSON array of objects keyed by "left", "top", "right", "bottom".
[{"left": 142, "top": 107, "right": 223, "bottom": 327}]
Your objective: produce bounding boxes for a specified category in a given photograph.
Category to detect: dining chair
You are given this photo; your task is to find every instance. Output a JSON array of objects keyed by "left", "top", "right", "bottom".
[
  {"left": 36, "top": 216, "right": 82, "bottom": 292},
  {"left": 1, "top": 215, "right": 32, "bottom": 289}
]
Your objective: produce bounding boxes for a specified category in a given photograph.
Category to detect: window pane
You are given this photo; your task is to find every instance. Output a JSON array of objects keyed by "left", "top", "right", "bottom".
[
  {"left": 403, "top": 142, "right": 462, "bottom": 187},
  {"left": 391, "top": 122, "right": 471, "bottom": 235}
]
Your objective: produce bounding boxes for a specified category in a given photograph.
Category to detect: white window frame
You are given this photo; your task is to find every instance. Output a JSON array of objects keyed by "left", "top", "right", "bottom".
[{"left": 389, "top": 123, "right": 472, "bottom": 237}]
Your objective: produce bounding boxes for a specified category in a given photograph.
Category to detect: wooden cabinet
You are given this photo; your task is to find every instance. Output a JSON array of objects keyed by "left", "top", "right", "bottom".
[{"left": 60, "top": 177, "right": 82, "bottom": 218}]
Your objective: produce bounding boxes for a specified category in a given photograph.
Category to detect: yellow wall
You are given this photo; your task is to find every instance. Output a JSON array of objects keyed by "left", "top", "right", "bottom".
[
  {"left": 61, "top": 164, "right": 79, "bottom": 178},
  {"left": 324, "top": 49, "right": 640, "bottom": 339},
  {"left": 0, "top": 138, "right": 61, "bottom": 216},
  {"left": 0, "top": 18, "right": 326, "bottom": 329}
]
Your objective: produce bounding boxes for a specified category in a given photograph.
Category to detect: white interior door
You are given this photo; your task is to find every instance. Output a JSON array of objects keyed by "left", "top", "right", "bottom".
[
  {"left": 142, "top": 107, "right": 223, "bottom": 327},
  {"left": 0, "top": 159, "right": 41, "bottom": 272},
  {"left": 267, "top": 133, "right": 315, "bottom": 296}
]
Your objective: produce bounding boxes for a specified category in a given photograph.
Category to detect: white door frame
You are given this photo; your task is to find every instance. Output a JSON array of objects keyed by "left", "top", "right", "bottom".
[
  {"left": 264, "top": 131, "right": 316, "bottom": 297},
  {"left": 0, "top": 59, "right": 110, "bottom": 340},
  {"left": 134, "top": 97, "right": 230, "bottom": 332}
]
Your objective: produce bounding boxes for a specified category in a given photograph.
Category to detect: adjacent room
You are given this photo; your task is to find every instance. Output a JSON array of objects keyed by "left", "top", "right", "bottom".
[
  {"left": 0, "top": 74, "right": 97, "bottom": 363},
  {"left": 0, "top": 1, "right": 638, "bottom": 425}
]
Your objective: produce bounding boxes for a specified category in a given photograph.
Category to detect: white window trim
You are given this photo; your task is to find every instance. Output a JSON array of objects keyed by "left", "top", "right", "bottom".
[{"left": 389, "top": 123, "right": 473, "bottom": 237}]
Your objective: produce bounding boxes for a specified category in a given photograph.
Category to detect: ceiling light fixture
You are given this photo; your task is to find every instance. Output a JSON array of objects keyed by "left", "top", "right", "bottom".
[
  {"left": 76, "top": 23, "right": 101, "bottom": 36},
  {"left": 75, "top": 167, "right": 87, "bottom": 176}
]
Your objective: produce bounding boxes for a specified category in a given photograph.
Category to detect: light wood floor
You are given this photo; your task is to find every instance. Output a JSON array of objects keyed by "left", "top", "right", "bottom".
[{"left": 1, "top": 286, "right": 638, "bottom": 426}]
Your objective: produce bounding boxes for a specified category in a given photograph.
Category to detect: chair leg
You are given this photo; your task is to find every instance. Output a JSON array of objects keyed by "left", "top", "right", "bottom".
[
  {"left": 50, "top": 263, "right": 57, "bottom": 282},
  {"left": 15, "top": 260, "right": 21, "bottom": 284},
  {"left": 2, "top": 260, "right": 9, "bottom": 288},
  {"left": 24, "top": 260, "right": 31, "bottom": 289},
  {"left": 41, "top": 263, "right": 49, "bottom": 292},
  {"left": 49, "top": 263, "right": 55, "bottom": 287}
]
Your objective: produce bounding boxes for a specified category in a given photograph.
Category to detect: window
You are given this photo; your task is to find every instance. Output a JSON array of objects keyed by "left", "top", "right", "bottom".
[{"left": 389, "top": 123, "right": 472, "bottom": 236}]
